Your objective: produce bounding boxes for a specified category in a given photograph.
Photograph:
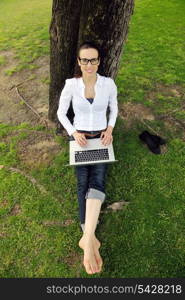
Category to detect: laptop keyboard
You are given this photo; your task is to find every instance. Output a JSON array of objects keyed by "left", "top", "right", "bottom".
[{"left": 75, "top": 149, "right": 109, "bottom": 162}]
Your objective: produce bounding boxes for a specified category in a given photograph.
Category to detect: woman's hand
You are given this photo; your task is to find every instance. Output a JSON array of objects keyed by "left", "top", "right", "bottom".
[
  {"left": 100, "top": 126, "right": 113, "bottom": 146},
  {"left": 72, "top": 131, "right": 87, "bottom": 147}
]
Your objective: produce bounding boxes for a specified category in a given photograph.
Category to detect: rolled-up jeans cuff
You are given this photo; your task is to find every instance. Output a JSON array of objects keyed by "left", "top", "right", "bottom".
[{"left": 85, "top": 188, "right": 105, "bottom": 203}]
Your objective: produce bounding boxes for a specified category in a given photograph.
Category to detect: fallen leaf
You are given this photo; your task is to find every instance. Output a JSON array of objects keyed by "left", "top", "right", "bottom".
[{"left": 106, "top": 201, "right": 129, "bottom": 211}]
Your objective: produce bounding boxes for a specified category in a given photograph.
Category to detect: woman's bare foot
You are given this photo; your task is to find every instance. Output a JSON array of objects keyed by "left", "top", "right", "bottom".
[{"left": 79, "top": 234, "right": 103, "bottom": 274}]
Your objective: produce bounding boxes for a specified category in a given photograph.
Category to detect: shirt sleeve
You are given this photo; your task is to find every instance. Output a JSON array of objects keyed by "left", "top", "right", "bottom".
[
  {"left": 108, "top": 78, "right": 118, "bottom": 128},
  {"left": 57, "top": 79, "right": 76, "bottom": 136}
]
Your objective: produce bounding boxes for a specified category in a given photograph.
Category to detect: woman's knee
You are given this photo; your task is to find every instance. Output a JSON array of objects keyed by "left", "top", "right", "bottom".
[
  {"left": 75, "top": 166, "right": 90, "bottom": 198},
  {"left": 85, "top": 187, "right": 106, "bottom": 204},
  {"left": 76, "top": 165, "right": 89, "bottom": 183},
  {"left": 89, "top": 163, "right": 108, "bottom": 191}
]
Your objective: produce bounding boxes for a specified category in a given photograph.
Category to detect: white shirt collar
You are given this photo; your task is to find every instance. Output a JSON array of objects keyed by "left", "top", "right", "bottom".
[{"left": 79, "top": 73, "right": 102, "bottom": 88}]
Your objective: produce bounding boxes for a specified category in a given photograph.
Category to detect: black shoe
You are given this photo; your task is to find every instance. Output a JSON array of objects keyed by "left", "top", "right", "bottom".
[
  {"left": 149, "top": 132, "right": 166, "bottom": 145},
  {"left": 139, "top": 130, "right": 165, "bottom": 154}
]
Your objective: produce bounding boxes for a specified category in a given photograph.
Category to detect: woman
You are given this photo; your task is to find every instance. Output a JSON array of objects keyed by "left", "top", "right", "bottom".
[{"left": 57, "top": 41, "right": 118, "bottom": 274}]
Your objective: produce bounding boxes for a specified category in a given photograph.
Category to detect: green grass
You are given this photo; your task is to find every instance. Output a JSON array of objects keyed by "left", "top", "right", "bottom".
[
  {"left": 0, "top": 0, "right": 51, "bottom": 74},
  {"left": 0, "top": 0, "right": 185, "bottom": 278},
  {"left": 0, "top": 120, "right": 184, "bottom": 278},
  {"left": 116, "top": 0, "right": 185, "bottom": 119}
]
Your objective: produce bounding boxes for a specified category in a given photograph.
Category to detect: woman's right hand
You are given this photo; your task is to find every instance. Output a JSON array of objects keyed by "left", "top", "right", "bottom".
[{"left": 72, "top": 131, "right": 87, "bottom": 147}]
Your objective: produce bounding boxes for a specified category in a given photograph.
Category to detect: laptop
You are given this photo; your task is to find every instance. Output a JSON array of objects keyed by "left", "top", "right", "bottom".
[{"left": 68, "top": 137, "right": 118, "bottom": 166}]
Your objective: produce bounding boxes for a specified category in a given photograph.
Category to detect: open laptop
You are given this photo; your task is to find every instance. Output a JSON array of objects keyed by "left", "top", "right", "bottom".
[{"left": 68, "top": 137, "right": 118, "bottom": 166}]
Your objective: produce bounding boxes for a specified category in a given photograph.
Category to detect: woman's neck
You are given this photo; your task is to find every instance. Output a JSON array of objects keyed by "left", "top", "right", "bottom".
[{"left": 82, "top": 73, "right": 97, "bottom": 85}]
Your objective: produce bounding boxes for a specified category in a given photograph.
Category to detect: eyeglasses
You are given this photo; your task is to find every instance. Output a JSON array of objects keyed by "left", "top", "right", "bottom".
[{"left": 78, "top": 57, "right": 99, "bottom": 65}]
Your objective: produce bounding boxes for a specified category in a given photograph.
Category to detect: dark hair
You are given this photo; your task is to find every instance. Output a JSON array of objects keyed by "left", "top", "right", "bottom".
[{"left": 74, "top": 41, "right": 101, "bottom": 78}]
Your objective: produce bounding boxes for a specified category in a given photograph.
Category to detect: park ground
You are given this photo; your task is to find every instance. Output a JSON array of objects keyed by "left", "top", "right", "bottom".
[{"left": 0, "top": 0, "right": 185, "bottom": 277}]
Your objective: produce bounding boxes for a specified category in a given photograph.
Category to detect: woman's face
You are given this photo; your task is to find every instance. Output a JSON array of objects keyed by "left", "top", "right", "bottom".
[{"left": 77, "top": 48, "right": 100, "bottom": 77}]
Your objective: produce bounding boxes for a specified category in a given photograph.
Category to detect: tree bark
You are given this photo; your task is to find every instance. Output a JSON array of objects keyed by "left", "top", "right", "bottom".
[
  {"left": 49, "top": 0, "right": 83, "bottom": 123},
  {"left": 49, "top": 0, "right": 135, "bottom": 125}
]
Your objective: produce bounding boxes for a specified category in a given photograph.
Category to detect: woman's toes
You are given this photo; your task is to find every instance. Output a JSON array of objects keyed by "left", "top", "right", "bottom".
[
  {"left": 79, "top": 235, "right": 102, "bottom": 274},
  {"left": 84, "top": 255, "right": 99, "bottom": 274},
  {"left": 96, "top": 257, "right": 103, "bottom": 272},
  {"left": 84, "top": 259, "right": 93, "bottom": 274},
  {"left": 90, "top": 261, "right": 99, "bottom": 273},
  {"left": 93, "top": 248, "right": 103, "bottom": 272}
]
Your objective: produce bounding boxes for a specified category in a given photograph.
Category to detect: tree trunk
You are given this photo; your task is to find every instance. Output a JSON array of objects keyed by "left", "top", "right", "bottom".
[
  {"left": 49, "top": 0, "right": 83, "bottom": 123},
  {"left": 49, "top": 0, "right": 134, "bottom": 125}
]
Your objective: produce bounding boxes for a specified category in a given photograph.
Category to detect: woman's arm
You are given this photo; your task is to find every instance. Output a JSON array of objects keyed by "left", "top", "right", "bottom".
[
  {"left": 57, "top": 79, "right": 76, "bottom": 136},
  {"left": 107, "top": 78, "right": 118, "bottom": 128},
  {"left": 100, "top": 79, "right": 118, "bottom": 145}
]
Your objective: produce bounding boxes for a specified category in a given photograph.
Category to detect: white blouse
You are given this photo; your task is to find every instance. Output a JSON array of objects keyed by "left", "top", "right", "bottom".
[{"left": 57, "top": 73, "right": 118, "bottom": 136}]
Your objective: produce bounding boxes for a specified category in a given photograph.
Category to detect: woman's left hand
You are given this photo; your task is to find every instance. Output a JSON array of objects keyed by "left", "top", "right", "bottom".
[{"left": 100, "top": 126, "right": 113, "bottom": 146}]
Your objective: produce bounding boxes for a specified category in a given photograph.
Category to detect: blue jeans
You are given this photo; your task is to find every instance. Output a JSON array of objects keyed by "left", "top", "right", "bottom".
[{"left": 74, "top": 133, "right": 108, "bottom": 224}]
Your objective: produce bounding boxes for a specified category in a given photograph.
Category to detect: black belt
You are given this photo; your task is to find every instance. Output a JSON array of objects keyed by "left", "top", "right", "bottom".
[
  {"left": 76, "top": 129, "right": 106, "bottom": 134},
  {"left": 68, "top": 129, "right": 105, "bottom": 141}
]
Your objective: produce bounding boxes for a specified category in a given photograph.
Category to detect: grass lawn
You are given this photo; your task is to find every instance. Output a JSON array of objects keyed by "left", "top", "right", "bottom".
[
  {"left": 0, "top": 0, "right": 185, "bottom": 278},
  {"left": 0, "top": 0, "right": 51, "bottom": 74}
]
